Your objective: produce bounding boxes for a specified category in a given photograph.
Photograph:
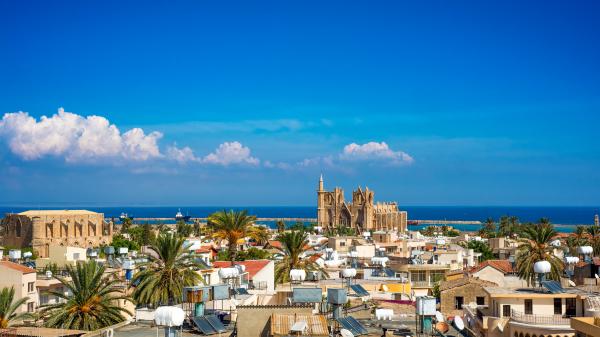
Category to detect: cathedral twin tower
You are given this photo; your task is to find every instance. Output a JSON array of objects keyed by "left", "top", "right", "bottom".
[{"left": 316, "top": 175, "right": 407, "bottom": 233}]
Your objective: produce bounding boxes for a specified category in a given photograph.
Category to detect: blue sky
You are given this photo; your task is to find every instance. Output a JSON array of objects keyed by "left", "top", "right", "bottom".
[{"left": 0, "top": 1, "right": 599, "bottom": 206}]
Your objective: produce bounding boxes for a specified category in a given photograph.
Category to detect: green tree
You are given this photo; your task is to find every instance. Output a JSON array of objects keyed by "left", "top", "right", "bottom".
[
  {"left": 141, "top": 224, "right": 156, "bottom": 246},
  {"left": 208, "top": 210, "right": 259, "bottom": 263},
  {"left": 111, "top": 234, "right": 140, "bottom": 251},
  {"left": 216, "top": 247, "right": 271, "bottom": 261},
  {"left": 516, "top": 221, "right": 563, "bottom": 286},
  {"left": 0, "top": 287, "right": 33, "bottom": 328},
  {"left": 478, "top": 218, "right": 496, "bottom": 238},
  {"left": 587, "top": 225, "right": 600, "bottom": 255},
  {"left": 176, "top": 220, "right": 193, "bottom": 237},
  {"left": 276, "top": 220, "right": 286, "bottom": 233},
  {"left": 40, "top": 260, "right": 131, "bottom": 331},
  {"left": 193, "top": 220, "right": 202, "bottom": 237},
  {"left": 132, "top": 233, "right": 204, "bottom": 307},
  {"left": 120, "top": 217, "right": 133, "bottom": 232},
  {"left": 464, "top": 240, "right": 494, "bottom": 262},
  {"left": 274, "top": 230, "right": 328, "bottom": 284}
]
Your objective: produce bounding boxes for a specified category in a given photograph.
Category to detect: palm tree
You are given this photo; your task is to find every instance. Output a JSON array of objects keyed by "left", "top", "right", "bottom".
[
  {"left": 276, "top": 220, "right": 286, "bottom": 233},
  {"left": 249, "top": 225, "right": 270, "bottom": 246},
  {"left": 516, "top": 222, "right": 563, "bottom": 286},
  {"left": 40, "top": 260, "right": 131, "bottom": 331},
  {"left": 587, "top": 225, "right": 600, "bottom": 255},
  {"left": 479, "top": 218, "right": 496, "bottom": 238},
  {"left": 274, "top": 230, "right": 329, "bottom": 284},
  {"left": 0, "top": 287, "right": 32, "bottom": 328},
  {"left": 208, "top": 210, "right": 258, "bottom": 263},
  {"left": 132, "top": 233, "right": 204, "bottom": 307},
  {"left": 498, "top": 216, "right": 510, "bottom": 237},
  {"left": 508, "top": 216, "right": 520, "bottom": 237}
]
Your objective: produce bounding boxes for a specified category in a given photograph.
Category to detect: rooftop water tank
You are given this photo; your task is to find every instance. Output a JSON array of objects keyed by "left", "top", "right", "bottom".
[
  {"left": 218, "top": 267, "right": 240, "bottom": 279},
  {"left": 290, "top": 269, "right": 307, "bottom": 282},
  {"left": 154, "top": 306, "right": 185, "bottom": 327},
  {"left": 341, "top": 268, "right": 357, "bottom": 278},
  {"left": 533, "top": 260, "right": 552, "bottom": 274},
  {"left": 9, "top": 250, "right": 21, "bottom": 260}
]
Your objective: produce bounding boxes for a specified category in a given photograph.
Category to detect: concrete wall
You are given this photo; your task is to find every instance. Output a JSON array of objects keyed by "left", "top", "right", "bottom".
[
  {"left": 0, "top": 266, "right": 37, "bottom": 313},
  {"left": 253, "top": 260, "right": 275, "bottom": 293},
  {"left": 473, "top": 267, "right": 527, "bottom": 288},
  {"left": 236, "top": 305, "right": 313, "bottom": 337}
]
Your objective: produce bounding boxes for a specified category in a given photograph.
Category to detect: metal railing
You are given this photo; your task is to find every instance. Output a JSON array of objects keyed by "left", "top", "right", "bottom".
[
  {"left": 510, "top": 309, "right": 571, "bottom": 325},
  {"left": 411, "top": 281, "right": 431, "bottom": 287}
]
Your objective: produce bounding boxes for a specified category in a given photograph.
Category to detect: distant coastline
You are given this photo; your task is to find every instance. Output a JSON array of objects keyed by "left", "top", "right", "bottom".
[{"left": 0, "top": 205, "right": 598, "bottom": 233}]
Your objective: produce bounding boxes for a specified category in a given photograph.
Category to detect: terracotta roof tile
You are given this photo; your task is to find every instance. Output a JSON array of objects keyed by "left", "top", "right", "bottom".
[
  {"left": 213, "top": 260, "right": 271, "bottom": 279},
  {"left": 0, "top": 261, "right": 36, "bottom": 274},
  {"left": 469, "top": 260, "right": 514, "bottom": 275},
  {"left": 439, "top": 277, "right": 497, "bottom": 291}
]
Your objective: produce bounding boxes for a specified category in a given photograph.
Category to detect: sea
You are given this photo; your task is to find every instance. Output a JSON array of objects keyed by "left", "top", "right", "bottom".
[{"left": 1, "top": 206, "right": 599, "bottom": 233}]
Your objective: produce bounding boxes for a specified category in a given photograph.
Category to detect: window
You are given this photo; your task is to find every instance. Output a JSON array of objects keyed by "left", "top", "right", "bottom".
[
  {"left": 476, "top": 296, "right": 485, "bottom": 305},
  {"left": 502, "top": 304, "right": 511, "bottom": 317},
  {"left": 566, "top": 298, "right": 576, "bottom": 317},
  {"left": 411, "top": 271, "right": 426, "bottom": 283},
  {"left": 554, "top": 298, "right": 562, "bottom": 315},
  {"left": 524, "top": 299, "right": 533, "bottom": 315},
  {"left": 16, "top": 222, "right": 21, "bottom": 237},
  {"left": 27, "top": 282, "right": 35, "bottom": 293},
  {"left": 340, "top": 242, "right": 346, "bottom": 247},
  {"left": 455, "top": 296, "right": 464, "bottom": 309},
  {"left": 430, "top": 271, "right": 445, "bottom": 283},
  {"left": 27, "top": 302, "right": 34, "bottom": 313}
]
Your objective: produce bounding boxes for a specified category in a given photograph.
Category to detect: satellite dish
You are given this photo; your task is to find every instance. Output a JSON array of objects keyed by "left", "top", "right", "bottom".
[
  {"left": 340, "top": 328, "right": 354, "bottom": 337},
  {"left": 435, "top": 311, "right": 444, "bottom": 322},
  {"left": 568, "top": 280, "right": 576, "bottom": 287},
  {"left": 454, "top": 316, "right": 465, "bottom": 331}
]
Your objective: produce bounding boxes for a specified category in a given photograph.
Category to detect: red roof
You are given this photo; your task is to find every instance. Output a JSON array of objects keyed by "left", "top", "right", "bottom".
[
  {"left": 195, "top": 245, "right": 218, "bottom": 254},
  {"left": 213, "top": 260, "right": 271, "bottom": 279},
  {"left": 470, "top": 260, "right": 514, "bottom": 274},
  {"left": 0, "top": 261, "right": 36, "bottom": 274},
  {"left": 266, "top": 240, "right": 282, "bottom": 249}
]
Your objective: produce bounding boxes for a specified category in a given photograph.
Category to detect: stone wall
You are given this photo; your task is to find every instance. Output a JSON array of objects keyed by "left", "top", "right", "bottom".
[{"left": 440, "top": 283, "right": 490, "bottom": 317}]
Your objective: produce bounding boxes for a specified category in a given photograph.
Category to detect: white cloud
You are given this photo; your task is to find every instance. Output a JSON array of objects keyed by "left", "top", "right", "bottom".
[
  {"left": 340, "top": 141, "right": 414, "bottom": 165},
  {"left": 167, "top": 145, "right": 200, "bottom": 164},
  {"left": 203, "top": 141, "right": 260, "bottom": 166},
  {"left": 0, "top": 108, "right": 162, "bottom": 162}
]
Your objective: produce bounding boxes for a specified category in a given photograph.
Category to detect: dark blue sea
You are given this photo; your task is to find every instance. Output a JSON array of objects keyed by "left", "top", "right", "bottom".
[{"left": 1, "top": 206, "right": 598, "bottom": 233}]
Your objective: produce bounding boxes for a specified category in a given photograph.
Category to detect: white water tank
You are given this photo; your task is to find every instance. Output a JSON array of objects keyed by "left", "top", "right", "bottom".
[
  {"left": 533, "top": 260, "right": 552, "bottom": 274},
  {"left": 154, "top": 306, "right": 185, "bottom": 327},
  {"left": 436, "top": 239, "right": 446, "bottom": 246},
  {"left": 118, "top": 247, "right": 129, "bottom": 255},
  {"left": 341, "top": 268, "right": 357, "bottom": 278},
  {"left": 23, "top": 251, "right": 32, "bottom": 258},
  {"left": 218, "top": 267, "right": 240, "bottom": 279},
  {"left": 9, "top": 250, "right": 21, "bottom": 260},
  {"left": 416, "top": 296, "right": 436, "bottom": 315},
  {"left": 235, "top": 264, "right": 246, "bottom": 273},
  {"left": 290, "top": 269, "right": 306, "bottom": 282},
  {"left": 578, "top": 246, "right": 594, "bottom": 255},
  {"left": 550, "top": 240, "right": 561, "bottom": 247},
  {"left": 565, "top": 256, "right": 580, "bottom": 264},
  {"left": 348, "top": 251, "right": 359, "bottom": 258}
]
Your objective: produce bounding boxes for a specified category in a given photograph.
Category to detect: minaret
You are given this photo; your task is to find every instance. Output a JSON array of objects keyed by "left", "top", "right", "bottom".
[
  {"left": 318, "top": 174, "right": 324, "bottom": 191},
  {"left": 595, "top": 214, "right": 599, "bottom": 227},
  {"left": 317, "top": 174, "right": 325, "bottom": 227}
]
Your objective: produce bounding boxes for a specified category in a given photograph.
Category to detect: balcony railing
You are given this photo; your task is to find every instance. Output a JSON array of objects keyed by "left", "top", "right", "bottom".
[
  {"left": 411, "top": 281, "right": 431, "bottom": 287},
  {"left": 510, "top": 309, "right": 571, "bottom": 326}
]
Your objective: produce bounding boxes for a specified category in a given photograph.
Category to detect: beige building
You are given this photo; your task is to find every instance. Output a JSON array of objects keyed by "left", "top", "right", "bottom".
[
  {"left": 317, "top": 176, "right": 407, "bottom": 233},
  {"left": 0, "top": 261, "right": 38, "bottom": 314},
  {"left": 571, "top": 317, "right": 600, "bottom": 337},
  {"left": 439, "top": 277, "right": 496, "bottom": 317},
  {"left": 1, "top": 210, "right": 113, "bottom": 258},
  {"left": 464, "top": 286, "right": 584, "bottom": 337},
  {"left": 36, "top": 245, "right": 88, "bottom": 268}
]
